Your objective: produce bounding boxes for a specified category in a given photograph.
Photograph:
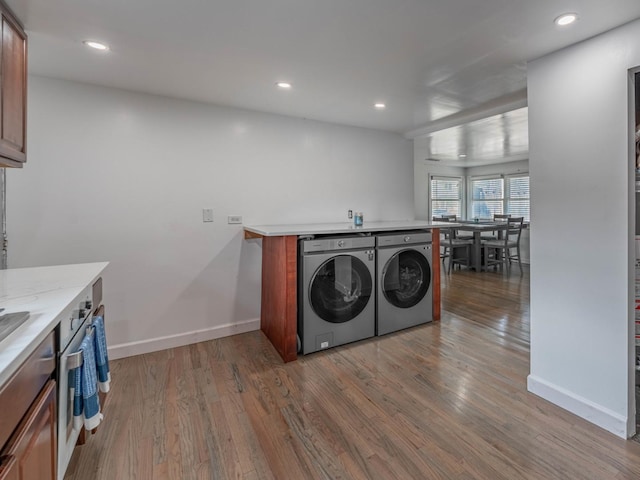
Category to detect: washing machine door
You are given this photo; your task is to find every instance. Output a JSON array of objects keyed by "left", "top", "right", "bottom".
[
  {"left": 382, "top": 249, "right": 431, "bottom": 308},
  {"left": 309, "top": 254, "right": 373, "bottom": 323}
]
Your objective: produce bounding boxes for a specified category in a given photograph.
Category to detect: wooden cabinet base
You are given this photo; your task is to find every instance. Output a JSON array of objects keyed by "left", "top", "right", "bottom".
[
  {"left": 260, "top": 235, "right": 298, "bottom": 363},
  {"left": 432, "top": 228, "right": 441, "bottom": 320},
  {"left": 1, "top": 380, "right": 56, "bottom": 480}
]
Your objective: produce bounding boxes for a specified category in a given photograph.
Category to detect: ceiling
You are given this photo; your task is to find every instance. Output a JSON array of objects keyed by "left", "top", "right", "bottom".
[
  {"left": 415, "top": 106, "right": 529, "bottom": 167},
  {"left": 5, "top": 0, "right": 640, "bottom": 165}
]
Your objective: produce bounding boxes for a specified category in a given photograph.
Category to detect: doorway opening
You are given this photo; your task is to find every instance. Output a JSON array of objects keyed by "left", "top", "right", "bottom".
[{"left": 633, "top": 70, "right": 640, "bottom": 436}]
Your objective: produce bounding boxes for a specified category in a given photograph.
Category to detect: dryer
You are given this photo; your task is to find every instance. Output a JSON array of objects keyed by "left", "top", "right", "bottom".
[
  {"left": 376, "top": 232, "right": 433, "bottom": 336},
  {"left": 298, "top": 235, "right": 376, "bottom": 354}
]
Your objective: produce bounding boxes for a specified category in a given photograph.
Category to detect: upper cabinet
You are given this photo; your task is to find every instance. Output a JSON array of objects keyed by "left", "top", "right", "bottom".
[{"left": 0, "top": 2, "right": 25, "bottom": 168}]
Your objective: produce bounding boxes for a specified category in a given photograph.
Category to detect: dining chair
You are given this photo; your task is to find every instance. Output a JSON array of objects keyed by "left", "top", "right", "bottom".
[
  {"left": 481, "top": 213, "right": 512, "bottom": 240},
  {"left": 482, "top": 216, "right": 524, "bottom": 274},
  {"left": 433, "top": 216, "right": 454, "bottom": 265},
  {"left": 441, "top": 230, "right": 473, "bottom": 274},
  {"left": 434, "top": 216, "right": 473, "bottom": 274}
]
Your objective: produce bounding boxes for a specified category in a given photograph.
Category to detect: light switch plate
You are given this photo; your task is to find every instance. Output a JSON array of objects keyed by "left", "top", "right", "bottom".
[
  {"left": 228, "top": 215, "right": 242, "bottom": 224},
  {"left": 202, "top": 209, "right": 214, "bottom": 222}
]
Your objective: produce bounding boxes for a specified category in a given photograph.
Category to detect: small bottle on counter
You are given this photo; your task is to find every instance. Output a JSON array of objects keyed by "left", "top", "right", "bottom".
[{"left": 354, "top": 212, "right": 363, "bottom": 226}]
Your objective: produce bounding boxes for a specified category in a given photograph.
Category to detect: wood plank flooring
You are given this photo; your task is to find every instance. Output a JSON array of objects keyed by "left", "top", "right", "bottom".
[{"left": 65, "top": 267, "right": 640, "bottom": 479}]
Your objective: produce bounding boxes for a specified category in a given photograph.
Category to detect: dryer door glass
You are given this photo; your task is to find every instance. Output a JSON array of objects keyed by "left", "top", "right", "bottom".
[
  {"left": 309, "top": 254, "right": 372, "bottom": 323},
  {"left": 382, "top": 250, "right": 431, "bottom": 308}
]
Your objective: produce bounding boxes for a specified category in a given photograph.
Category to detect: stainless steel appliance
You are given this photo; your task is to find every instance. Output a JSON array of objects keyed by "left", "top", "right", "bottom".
[
  {"left": 376, "top": 232, "right": 433, "bottom": 336},
  {"left": 298, "top": 236, "right": 375, "bottom": 354},
  {"left": 57, "top": 278, "right": 102, "bottom": 480}
]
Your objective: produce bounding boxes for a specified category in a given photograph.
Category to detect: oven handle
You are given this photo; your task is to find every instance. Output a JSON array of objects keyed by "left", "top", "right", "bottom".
[{"left": 66, "top": 324, "right": 95, "bottom": 370}]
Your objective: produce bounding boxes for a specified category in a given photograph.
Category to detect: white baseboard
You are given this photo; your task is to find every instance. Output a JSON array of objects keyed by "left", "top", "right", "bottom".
[
  {"left": 108, "top": 318, "right": 261, "bottom": 360},
  {"left": 527, "top": 374, "right": 628, "bottom": 438}
]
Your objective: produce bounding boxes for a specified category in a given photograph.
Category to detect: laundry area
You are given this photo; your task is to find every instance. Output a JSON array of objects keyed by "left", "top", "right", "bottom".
[{"left": 244, "top": 220, "right": 439, "bottom": 361}]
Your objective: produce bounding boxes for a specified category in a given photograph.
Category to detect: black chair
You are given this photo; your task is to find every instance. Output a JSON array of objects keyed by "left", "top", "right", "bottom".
[{"left": 482, "top": 216, "right": 524, "bottom": 274}]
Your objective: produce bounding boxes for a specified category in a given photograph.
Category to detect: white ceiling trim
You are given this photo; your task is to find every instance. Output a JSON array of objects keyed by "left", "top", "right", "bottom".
[{"left": 404, "top": 89, "right": 528, "bottom": 139}]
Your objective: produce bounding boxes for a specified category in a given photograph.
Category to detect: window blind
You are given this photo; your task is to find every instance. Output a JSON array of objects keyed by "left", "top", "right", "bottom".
[
  {"left": 430, "top": 176, "right": 462, "bottom": 219},
  {"left": 506, "top": 175, "right": 530, "bottom": 221},
  {"left": 471, "top": 177, "right": 504, "bottom": 219}
]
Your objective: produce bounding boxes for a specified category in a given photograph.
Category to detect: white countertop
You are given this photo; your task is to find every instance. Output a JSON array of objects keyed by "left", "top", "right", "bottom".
[
  {"left": 244, "top": 220, "right": 450, "bottom": 237},
  {"left": 0, "top": 262, "right": 108, "bottom": 387}
]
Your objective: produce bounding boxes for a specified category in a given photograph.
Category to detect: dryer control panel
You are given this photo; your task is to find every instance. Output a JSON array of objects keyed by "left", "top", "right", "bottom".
[{"left": 376, "top": 232, "right": 432, "bottom": 247}]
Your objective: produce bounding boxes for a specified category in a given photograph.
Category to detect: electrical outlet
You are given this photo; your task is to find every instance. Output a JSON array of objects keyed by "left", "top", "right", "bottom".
[
  {"left": 228, "top": 215, "right": 243, "bottom": 224},
  {"left": 202, "top": 209, "right": 214, "bottom": 223}
]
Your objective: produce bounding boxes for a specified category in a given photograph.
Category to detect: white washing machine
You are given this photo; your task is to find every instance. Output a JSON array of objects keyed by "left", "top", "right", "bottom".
[
  {"left": 376, "top": 232, "right": 433, "bottom": 336},
  {"left": 298, "top": 235, "right": 376, "bottom": 354}
]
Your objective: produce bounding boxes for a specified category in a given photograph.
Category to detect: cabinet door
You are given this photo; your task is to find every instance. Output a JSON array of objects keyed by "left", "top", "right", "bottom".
[
  {"left": 0, "top": 12, "right": 26, "bottom": 166},
  {"left": 3, "top": 380, "right": 56, "bottom": 480},
  {"left": 0, "top": 455, "right": 18, "bottom": 480}
]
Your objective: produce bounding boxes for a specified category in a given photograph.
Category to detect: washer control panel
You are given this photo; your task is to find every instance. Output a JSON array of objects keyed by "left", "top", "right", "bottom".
[
  {"left": 302, "top": 236, "right": 375, "bottom": 253},
  {"left": 376, "top": 232, "right": 432, "bottom": 247}
]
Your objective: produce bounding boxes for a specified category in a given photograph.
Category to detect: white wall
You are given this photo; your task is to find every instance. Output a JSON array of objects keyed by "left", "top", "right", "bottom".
[
  {"left": 527, "top": 19, "right": 640, "bottom": 438},
  {"left": 8, "top": 76, "right": 414, "bottom": 358}
]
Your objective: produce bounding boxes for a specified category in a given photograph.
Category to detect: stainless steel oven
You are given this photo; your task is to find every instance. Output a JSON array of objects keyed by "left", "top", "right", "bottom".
[{"left": 57, "top": 278, "right": 103, "bottom": 480}]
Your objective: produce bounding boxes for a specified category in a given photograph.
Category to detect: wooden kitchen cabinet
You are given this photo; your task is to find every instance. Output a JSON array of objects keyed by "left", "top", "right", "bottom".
[
  {"left": 0, "top": 330, "right": 56, "bottom": 480},
  {"left": 2, "top": 380, "right": 56, "bottom": 480},
  {"left": 0, "top": 455, "right": 18, "bottom": 480},
  {"left": 0, "top": 0, "right": 26, "bottom": 167}
]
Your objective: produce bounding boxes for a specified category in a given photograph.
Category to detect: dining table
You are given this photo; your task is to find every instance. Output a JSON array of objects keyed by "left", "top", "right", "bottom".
[{"left": 451, "top": 220, "right": 509, "bottom": 271}]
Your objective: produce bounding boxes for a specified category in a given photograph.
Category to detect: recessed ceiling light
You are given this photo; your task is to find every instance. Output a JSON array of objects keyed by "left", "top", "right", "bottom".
[
  {"left": 459, "top": 154, "right": 467, "bottom": 158},
  {"left": 374, "top": 103, "right": 386, "bottom": 109},
  {"left": 276, "top": 82, "right": 292, "bottom": 89},
  {"left": 554, "top": 13, "right": 578, "bottom": 26},
  {"left": 83, "top": 40, "right": 109, "bottom": 51}
]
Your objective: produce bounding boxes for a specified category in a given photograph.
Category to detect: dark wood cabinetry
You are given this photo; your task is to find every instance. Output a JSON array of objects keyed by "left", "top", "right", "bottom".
[
  {"left": 0, "top": 332, "right": 56, "bottom": 480},
  {"left": 1, "top": 381, "right": 56, "bottom": 480},
  {"left": 0, "top": 455, "right": 18, "bottom": 480},
  {"left": 0, "top": 1, "right": 26, "bottom": 167}
]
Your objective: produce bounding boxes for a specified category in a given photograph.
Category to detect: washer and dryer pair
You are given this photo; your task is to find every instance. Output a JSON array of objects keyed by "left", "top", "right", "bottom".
[{"left": 298, "top": 231, "right": 433, "bottom": 355}]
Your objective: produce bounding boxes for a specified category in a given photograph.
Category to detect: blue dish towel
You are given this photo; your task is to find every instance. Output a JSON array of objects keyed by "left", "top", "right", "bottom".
[
  {"left": 72, "top": 334, "right": 103, "bottom": 430},
  {"left": 92, "top": 316, "right": 111, "bottom": 393}
]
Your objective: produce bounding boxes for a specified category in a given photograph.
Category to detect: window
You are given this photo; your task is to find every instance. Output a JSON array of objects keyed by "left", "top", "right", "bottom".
[
  {"left": 506, "top": 175, "right": 530, "bottom": 221},
  {"left": 430, "top": 176, "right": 462, "bottom": 219},
  {"left": 471, "top": 176, "right": 503, "bottom": 219},
  {"left": 469, "top": 174, "right": 530, "bottom": 221}
]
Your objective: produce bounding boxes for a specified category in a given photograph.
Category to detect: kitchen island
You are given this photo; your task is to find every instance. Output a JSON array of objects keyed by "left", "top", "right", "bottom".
[
  {"left": 0, "top": 262, "right": 108, "bottom": 386},
  {"left": 244, "top": 221, "right": 447, "bottom": 362},
  {"left": 0, "top": 262, "right": 108, "bottom": 480}
]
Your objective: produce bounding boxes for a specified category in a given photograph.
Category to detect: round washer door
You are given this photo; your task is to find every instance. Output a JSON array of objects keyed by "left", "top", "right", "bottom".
[
  {"left": 309, "top": 254, "right": 373, "bottom": 324},
  {"left": 382, "top": 249, "right": 431, "bottom": 308}
]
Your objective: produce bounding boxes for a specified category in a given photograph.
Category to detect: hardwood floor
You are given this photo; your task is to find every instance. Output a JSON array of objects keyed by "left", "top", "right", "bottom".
[{"left": 65, "top": 267, "right": 640, "bottom": 479}]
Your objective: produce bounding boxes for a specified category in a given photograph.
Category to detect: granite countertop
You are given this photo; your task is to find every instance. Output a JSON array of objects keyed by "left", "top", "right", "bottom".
[
  {"left": 244, "top": 220, "right": 452, "bottom": 237},
  {"left": 0, "top": 262, "right": 108, "bottom": 387}
]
